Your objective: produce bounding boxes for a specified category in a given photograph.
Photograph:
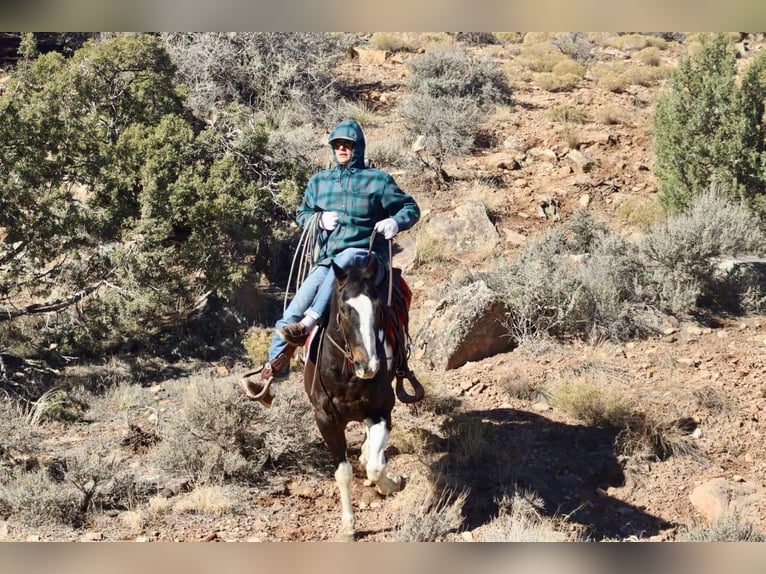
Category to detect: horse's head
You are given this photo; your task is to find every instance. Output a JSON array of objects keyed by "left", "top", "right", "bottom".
[{"left": 332, "top": 256, "right": 383, "bottom": 379}]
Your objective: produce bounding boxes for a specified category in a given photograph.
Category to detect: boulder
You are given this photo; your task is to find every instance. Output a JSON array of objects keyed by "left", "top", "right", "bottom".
[
  {"left": 413, "top": 280, "right": 514, "bottom": 370},
  {"left": 419, "top": 200, "right": 500, "bottom": 261},
  {"left": 689, "top": 478, "right": 765, "bottom": 524}
]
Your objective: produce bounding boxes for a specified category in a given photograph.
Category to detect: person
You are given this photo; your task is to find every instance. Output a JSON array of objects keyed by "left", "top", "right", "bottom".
[{"left": 240, "top": 119, "right": 420, "bottom": 405}]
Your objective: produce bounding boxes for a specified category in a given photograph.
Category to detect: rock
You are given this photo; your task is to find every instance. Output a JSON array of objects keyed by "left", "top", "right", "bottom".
[
  {"left": 578, "top": 194, "right": 591, "bottom": 208},
  {"left": 81, "top": 531, "right": 104, "bottom": 542},
  {"left": 689, "top": 478, "right": 765, "bottom": 524},
  {"left": 413, "top": 280, "right": 514, "bottom": 370},
  {"left": 353, "top": 48, "right": 390, "bottom": 64},
  {"left": 566, "top": 149, "right": 596, "bottom": 173},
  {"left": 419, "top": 200, "right": 500, "bottom": 261},
  {"left": 527, "top": 147, "right": 557, "bottom": 162}
]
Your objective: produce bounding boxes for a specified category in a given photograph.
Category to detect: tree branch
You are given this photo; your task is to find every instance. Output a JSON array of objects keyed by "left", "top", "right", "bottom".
[{"left": 0, "top": 280, "right": 105, "bottom": 321}]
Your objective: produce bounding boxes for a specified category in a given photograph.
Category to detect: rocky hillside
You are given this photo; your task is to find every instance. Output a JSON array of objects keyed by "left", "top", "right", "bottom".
[{"left": 2, "top": 32, "right": 766, "bottom": 543}]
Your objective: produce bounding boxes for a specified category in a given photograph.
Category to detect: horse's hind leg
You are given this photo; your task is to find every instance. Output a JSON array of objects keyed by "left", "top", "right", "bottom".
[{"left": 363, "top": 418, "right": 403, "bottom": 496}]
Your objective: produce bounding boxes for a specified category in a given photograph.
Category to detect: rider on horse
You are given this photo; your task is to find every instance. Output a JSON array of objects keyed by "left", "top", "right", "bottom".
[{"left": 240, "top": 119, "right": 420, "bottom": 405}]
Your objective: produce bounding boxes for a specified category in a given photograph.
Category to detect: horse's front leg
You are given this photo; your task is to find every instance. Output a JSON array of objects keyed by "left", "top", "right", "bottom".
[
  {"left": 315, "top": 413, "right": 355, "bottom": 540},
  {"left": 362, "top": 417, "right": 403, "bottom": 496}
]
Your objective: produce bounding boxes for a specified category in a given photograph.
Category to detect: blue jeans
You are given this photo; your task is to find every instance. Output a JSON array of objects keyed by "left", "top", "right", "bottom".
[{"left": 268, "top": 248, "right": 385, "bottom": 366}]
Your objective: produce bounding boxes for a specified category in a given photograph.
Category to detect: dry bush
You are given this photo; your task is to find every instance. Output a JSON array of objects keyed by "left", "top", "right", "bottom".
[
  {"left": 365, "top": 130, "right": 412, "bottom": 170},
  {"left": 636, "top": 190, "right": 766, "bottom": 313},
  {"left": 172, "top": 485, "right": 235, "bottom": 516},
  {"left": 635, "top": 46, "right": 662, "bottom": 66},
  {"left": 552, "top": 59, "right": 586, "bottom": 77},
  {"left": 617, "top": 414, "right": 702, "bottom": 464},
  {"left": 0, "top": 467, "right": 82, "bottom": 527},
  {"left": 416, "top": 32, "right": 455, "bottom": 48},
  {"left": 547, "top": 103, "right": 587, "bottom": 124},
  {"left": 494, "top": 32, "right": 524, "bottom": 44},
  {"left": 517, "top": 42, "right": 566, "bottom": 72},
  {"left": 150, "top": 374, "right": 323, "bottom": 486},
  {"left": 606, "top": 34, "right": 667, "bottom": 52},
  {"left": 551, "top": 33, "right": 594, "bottom": 64},
  {"left": 594, "top": 105, "right": 628, "bottom": 125},
  {"left": 329, "top": 100, "right": 381, "bottom": 129},
  {"left": 393, "top": 486, "right": 467, "bottom": 541},
  {"left": 682, "top": 515, "right": 766, "bottom": 541},
  {"left": 369, "top": 32, "right": 416, "bottom": 52},
  {"left": 414, "top": 233, "right": 453, "bottom": 267},
  {"left": 242, "top": 327, "right": 273, "bottom": 364},
  {"left": 534, "top": 73, "right": 581, "bottom": 92},
  {"left": 598, "top": 73, "right": 630, "bottom": 93},
  {"left": 478, "top": 489, "right": 587, "bottom": 541},
  {"left": 551, "top": 381, "right": 633, "bottom": 427},
  {"left": 497, "top": 371, "right": 548, "bottom": 402},
  {"left": 615, "top": 195, "right": 666, "bottom": 230},
  {"left": 0, "top": 397, "right": 37, "bottom": 471},
  {"left": 623, "top": 65, "right": 671, "bottom": 87},
  {"left": 692, "top": 386, "right": 737, "bottom": 417}
]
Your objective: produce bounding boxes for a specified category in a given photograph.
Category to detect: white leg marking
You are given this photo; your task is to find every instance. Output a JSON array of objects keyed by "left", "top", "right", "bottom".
[
  {"left": 346, "top": 294, "right": 379, "bottom": 376},
  {"left": 360, "top": 425, "right": 370, "bottom": 467},
  {"left": 335, "top": 461, "right": 355, "bottom": 538},
  {"left": 364, "top": 419, "right": 389, "bottom": 483}
]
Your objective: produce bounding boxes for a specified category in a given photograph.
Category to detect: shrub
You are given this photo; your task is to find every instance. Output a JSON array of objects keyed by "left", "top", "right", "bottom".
[
  {"left": 400, "top": 94, "right": 483, "bottom": 182},
  {"left": 160, "top": 32, "right": 342, "bottom": 125},
  {"left": 653, "top": 33, "right": 766, "bottom": 214},
  {"left": 683, "top": 516, "right": 766, "bottom": 542},
  {"left": 369, "top": 32, "right": 415, "bottom": 52},
  {"left": 534, "top": 73, "right": 581, "bottom": 92},
  {"left": 547, "top": 103, "right": 587, "bottom": 124},
  {"left": 406, "top": 47, "right": 511, "bottom": 107},
  {"left": 150, "top": 375, "right": 322, "bottom": 485},
  {"left": 635, "top": 190, "right": 766, "bottom": 313},
  {"left": 635, "top": 46, "right": 662, "bottom": 66},
  {"left": 551, "top": 59, "right": 586, "bottom": 77},
  {"left": 551, "top": 381, "right": 633, "bottom": 427},
  {"left": 598, "top": 73, "right": 630, "bottom": 93},
  {"left": 615, "top": 195, "right": 666, "bottom": 230},
  {"left": 551, "top": 32, "right": 593, "bottom": 64}
]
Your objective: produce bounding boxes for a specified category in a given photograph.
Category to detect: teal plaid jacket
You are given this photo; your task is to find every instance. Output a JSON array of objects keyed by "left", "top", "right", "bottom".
[{"left": 296, "top": 120, "right": 420, "bottom": 266}]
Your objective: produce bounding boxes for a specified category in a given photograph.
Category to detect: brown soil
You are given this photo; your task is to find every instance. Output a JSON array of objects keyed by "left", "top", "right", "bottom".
[{"left": 4, "top": 34, "right": 766, "bottom": 542}]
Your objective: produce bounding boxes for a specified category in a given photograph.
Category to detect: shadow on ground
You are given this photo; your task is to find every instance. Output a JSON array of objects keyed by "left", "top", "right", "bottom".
[{"left": 426, "top": 407, "right": 672, "bottom": 540}]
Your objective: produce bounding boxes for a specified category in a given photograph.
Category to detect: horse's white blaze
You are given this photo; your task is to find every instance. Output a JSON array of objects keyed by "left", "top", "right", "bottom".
[
  {"left": 364, "top": 418, "right": 389, "bottom": 483},
  {"left": 347, "top": 293, "right": 379, "bottom": 375}
]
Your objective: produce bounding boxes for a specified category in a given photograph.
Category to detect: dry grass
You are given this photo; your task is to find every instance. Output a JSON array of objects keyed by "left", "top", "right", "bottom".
[
  {"left": 415, "top": 233, "right": 453, "bottom": 267},
  {"left": 393, "top": 485, "right": 467, "bottom": 541},
  {"left": 551, "top": 380, "right": 633, "bottom": 428},
  {"left": 683, "top": 514, "right": 766, "bottom": 541},
  {"left": 547, "top": 103, "right": 587, "bottom": 124},
  {"left": 615, "top": 195, "right": 666, "bottom": 230},
  {"left": 173, "top": 485, "right": 235, "bottom": 516},
  {"left": 477, "top": 489, "right": 587, "bottom": 541}
]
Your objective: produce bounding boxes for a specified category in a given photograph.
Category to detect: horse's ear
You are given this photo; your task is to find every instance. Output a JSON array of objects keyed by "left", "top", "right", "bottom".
[
  {"left": 333, "top": 261, "right": 348, "bottom": 284},
  {"left": 364, "top": 255, "right": 378, "bottom": 280}
]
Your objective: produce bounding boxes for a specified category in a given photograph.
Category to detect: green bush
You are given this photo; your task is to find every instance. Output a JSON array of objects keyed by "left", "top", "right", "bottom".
[{"left": 653, "top": 33, "right": 766, "bottom": 214}]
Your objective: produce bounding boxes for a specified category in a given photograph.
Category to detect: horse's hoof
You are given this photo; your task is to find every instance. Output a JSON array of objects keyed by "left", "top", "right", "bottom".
[
  {"left": 336, "top": 528, "right": 355, "bottom": 542},
  {"left": 375, "top": 472, "right": 403, "bottom": 496}
]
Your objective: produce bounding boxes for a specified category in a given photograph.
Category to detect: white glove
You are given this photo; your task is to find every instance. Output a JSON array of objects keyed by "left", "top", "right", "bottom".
[
  {"left": 375, "top": 217, "right": 399, "bottom": 240},
  {"left": 319, "top": 211, "right": 339, "bottom": 231}
]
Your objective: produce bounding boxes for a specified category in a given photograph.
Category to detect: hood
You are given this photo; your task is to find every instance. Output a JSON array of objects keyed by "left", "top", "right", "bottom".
[{"left": 328, "top": 119, "right": 366, "bottom": 170}]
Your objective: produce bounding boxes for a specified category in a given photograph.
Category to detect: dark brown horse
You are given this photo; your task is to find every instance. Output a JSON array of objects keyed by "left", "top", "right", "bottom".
[{"left": 303, "top": 255, "right": 419, "bottom": 540}]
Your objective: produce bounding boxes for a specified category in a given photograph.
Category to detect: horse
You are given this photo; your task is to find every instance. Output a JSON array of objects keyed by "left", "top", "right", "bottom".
[{"left": 303, "top": 254, "right": 421, "bottom": 541}]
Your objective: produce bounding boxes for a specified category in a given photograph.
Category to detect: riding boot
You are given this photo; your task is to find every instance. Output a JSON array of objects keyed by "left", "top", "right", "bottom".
[{"left": 239, "top": 346, "right": 295, "bottom": 407}]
